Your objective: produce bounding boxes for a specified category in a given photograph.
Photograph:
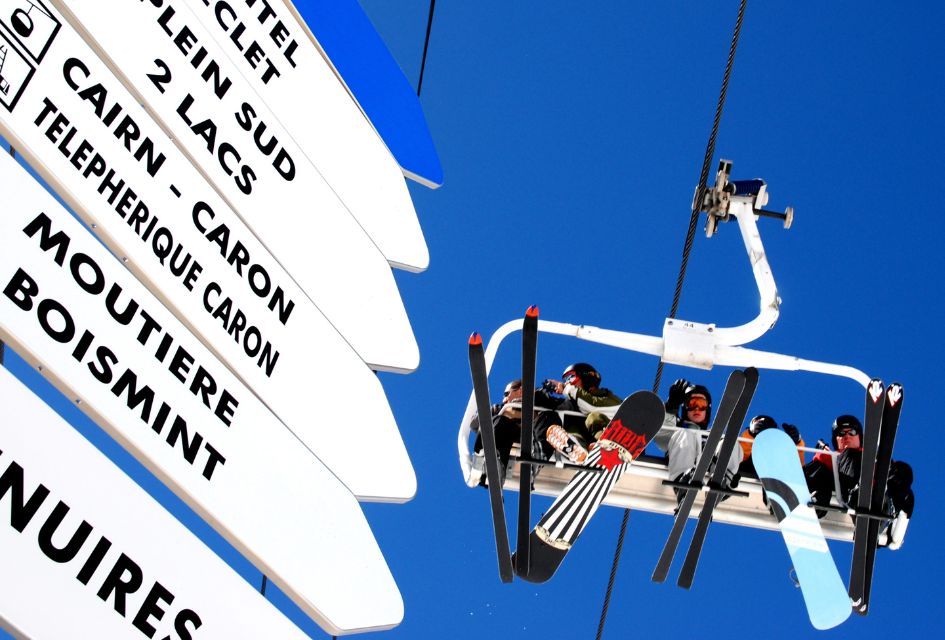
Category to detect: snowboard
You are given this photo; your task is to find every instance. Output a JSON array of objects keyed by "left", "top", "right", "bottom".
[
  {"left": 753, "top": 429, "right": 852, "bottom": 630},
  {"left": 518, "top": 390, "right": 665, "bottom": 583}
]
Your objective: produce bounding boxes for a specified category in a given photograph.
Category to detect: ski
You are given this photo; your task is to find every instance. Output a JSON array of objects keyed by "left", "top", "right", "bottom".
[
  {"left": 651, "top": 369, "right": 747, "bottom": 583},
  {"left": 468, "top": 333, "right": 514, "bottom": 583},
  {"left": 677, "top": 366, "right": 758, "bottom": 589},
  {"left": 515, "top": 306, "right": 540, "bottom": 578},
  {"left": 859, "top": 382, "right": 904, "bottom": 614},
  {"left": 849, "top": 379, "right": 885, "bottom": 608},
  {"left": 753, "top": 429, "right": 851, "bottom": 630},
  {"left": 518, "top": 391, "right": 665, "bottom": 583}
]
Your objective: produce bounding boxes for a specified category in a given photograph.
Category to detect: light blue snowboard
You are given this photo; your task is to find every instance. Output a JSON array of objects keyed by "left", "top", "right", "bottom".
[{"left": 753, "top": 429, "right": 852, "bottom": 630}]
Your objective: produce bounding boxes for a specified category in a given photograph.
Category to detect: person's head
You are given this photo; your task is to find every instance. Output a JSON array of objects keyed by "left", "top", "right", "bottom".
[
  {"left": 561, "top": 363, "right": 601, "bottom": 390},
  {"left": 503, "top": 379, "right": 523, "bottom": 403},
  {"left": 682, "top": 384, "right": 712, "bottom": 427},
  {"left": 748, "top": 415, "right": 777, "bottom": 437},
  {"left": 832, "top": 414, "right": 862, "bottom": 451}
]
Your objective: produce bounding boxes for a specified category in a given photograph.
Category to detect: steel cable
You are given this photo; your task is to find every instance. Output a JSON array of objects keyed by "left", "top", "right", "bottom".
[
  {"left": 417, "top": 0, "right": 437, "bottom": 96},
  {"left": 595, "top": 2, "right": 748, "bottom": 637}
]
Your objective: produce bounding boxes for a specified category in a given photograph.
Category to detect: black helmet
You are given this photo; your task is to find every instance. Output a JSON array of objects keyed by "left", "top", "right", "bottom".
[
  {"left": 749, "top": 415, "right": 777, "bottom": 436},
  {"left": 562, "top": 363, "right": 601, "bottom": 388},
  {"left": 680, "top": 384, "right": 712, "bottom": 426},
  {"left": 832, "top": 415, "right": 862, "bottom": 442}
]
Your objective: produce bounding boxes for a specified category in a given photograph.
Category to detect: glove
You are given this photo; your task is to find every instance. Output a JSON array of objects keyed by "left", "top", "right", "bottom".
[
  {"left": 666, "top": 378, "right": 690, "bottom": 413},
  {"left": 781, "top": 423, "right": 802, "bottom": 445},
  {"left": 541, "top": 379, "right": 562, "bottom": 395}
]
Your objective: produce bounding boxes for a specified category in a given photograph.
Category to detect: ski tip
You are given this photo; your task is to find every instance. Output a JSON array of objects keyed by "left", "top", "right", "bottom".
[
  {"left": 469, "top": 332, "right": 483, "bottom": 346},
  {"left": 868, "top": 379, "right": 884, "bottom": 402},
  {"left": 887, "top": 382, "right": 903, "bottom": 405},
  {"left": 526, "top": 305, "right": 539, "bottom": 318}
]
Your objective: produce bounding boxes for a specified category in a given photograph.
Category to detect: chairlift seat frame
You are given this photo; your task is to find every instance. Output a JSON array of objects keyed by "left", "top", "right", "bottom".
[{"left": 459, "top": 160, "right": 904, "bottom": 548}]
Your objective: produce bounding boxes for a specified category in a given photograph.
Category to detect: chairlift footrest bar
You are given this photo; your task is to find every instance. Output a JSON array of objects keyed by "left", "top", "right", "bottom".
[
  {"left": 802, "top": 504, "right": 892, "bottom": 522},
  {"left": 706, "top": 484, "right": 750, "bottom": 499},
  {"left": 661, "top": 479, "right": 704, "bottom": 491},
  {"left": 516, "top": 456, "right": 605, "bottom": 474},
  {"left": 807, "top": 501, "right": 854, "bottom": 515},
  {"left": 660, "top": 479, "right": 749, "bottom": 499},
  {"left": 852, "top": 510, "right": 894, "bottom": 524}
]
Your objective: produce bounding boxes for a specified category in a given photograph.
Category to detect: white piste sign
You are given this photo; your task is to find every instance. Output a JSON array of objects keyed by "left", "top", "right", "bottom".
[
  {"left": 182, "top": 0, "right": 429, "bottom": 272},
  {"left": 0, "top": 150, "right": 404, "bottom": 634},
  {"left": 0, "top": 366, "right": 312, "bottom": 640},
  {"left": 50, "top": 0, "right": 419, "bottom": 370},
  {"left": 0, "top": 0, "right": 416, "bottom": 501}
]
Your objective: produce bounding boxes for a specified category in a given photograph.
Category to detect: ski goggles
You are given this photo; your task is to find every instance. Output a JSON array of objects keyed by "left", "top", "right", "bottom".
[
  {"left": 562, "top": 372, "right": 579, "bottom": 384},
  {"left": 686, "top": 399, "right": 709, "bottom": 411}
]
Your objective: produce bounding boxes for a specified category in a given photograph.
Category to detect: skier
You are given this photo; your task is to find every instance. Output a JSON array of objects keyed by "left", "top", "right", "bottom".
[
  {"left": 534, "top": 363, "right": 621, "bottom": 462},
  {"left": 471, "top": 379, "right": 525, "bottom": 485},
  {"left": 738, "top": 415, "right": 805, "bottom": 478},
  {"left": 804, "top": 415, "right": 914, "bottom": 535},
  {"left": 657, "top": 379, "right": 743, "bottom": 497}
]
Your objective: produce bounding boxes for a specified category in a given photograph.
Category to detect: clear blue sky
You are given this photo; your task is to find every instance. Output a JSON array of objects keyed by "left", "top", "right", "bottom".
[{"left": 3, "top": 1, "right": 943, "bottom": 638}]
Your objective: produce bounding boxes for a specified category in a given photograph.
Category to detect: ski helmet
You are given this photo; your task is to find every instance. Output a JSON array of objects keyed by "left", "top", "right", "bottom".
[
  {"left": 749, "top": 415, "right": 777, "bottom": 436},
  {"left": 681, "top": 384, "right": 712, "bottom": 426},
  {"left": 832, "top": 415, "right": 862, "bottom": 442},
  {"left": 562, "top": 363, "right": 601, "bottom": 388}
]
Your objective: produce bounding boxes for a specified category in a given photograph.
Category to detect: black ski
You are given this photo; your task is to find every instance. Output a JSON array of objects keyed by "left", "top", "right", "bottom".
[
  {"left": 651, "top": 369, "right": 746, "bottom": 583},
  {"left": 468, "top": 332, "right": 514, "bottom": 583},
  {"left": 515, "top": 306, "right": 539, "bottom": 578},
  {"left": 519, "top": 391, "right": 665, "bottom": 583},
  {"left": 677, "top": 367, "right": 758, "bottom": 589},
  {"left": 858, "top": 382, "right": 903, "bottom": 614},
  {"left": 849, "top": 379, "right": 885, "bottom": 608}
]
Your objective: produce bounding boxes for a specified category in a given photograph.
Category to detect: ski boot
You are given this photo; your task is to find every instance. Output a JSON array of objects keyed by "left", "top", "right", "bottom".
[{"left": 545, "top": 425, "right": 588, "bottom": 464}]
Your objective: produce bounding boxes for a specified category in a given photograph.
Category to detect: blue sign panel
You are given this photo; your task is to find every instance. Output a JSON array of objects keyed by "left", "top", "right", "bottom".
[{"left": 295, "top": 0, "right": 443, "bottom": 187}]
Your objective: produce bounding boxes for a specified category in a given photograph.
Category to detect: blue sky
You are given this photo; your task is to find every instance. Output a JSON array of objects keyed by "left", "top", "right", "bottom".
[{"left": 3, "top": 1, "right": 944, "bottom": 638}]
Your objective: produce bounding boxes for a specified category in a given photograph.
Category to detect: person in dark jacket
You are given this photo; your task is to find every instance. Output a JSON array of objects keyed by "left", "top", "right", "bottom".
[
  {"left": 804, "top": 415, "right": 914, "bottom": 532},
  {"left": 471, "top": 379, "right": 525, "bottom": 486}
]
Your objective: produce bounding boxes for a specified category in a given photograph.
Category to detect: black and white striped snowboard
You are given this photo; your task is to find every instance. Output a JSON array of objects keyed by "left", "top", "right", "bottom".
[{"left": 519, "top": 390, "right": 664, "bottom": 583}]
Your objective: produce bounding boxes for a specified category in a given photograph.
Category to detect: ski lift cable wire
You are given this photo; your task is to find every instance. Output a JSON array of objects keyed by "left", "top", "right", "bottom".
[
  {"left": 595, "top": 1, "right": 749, "bottom": 638},
  {"left": 417, "top": 0, "right": 437, "bottom": 96}
]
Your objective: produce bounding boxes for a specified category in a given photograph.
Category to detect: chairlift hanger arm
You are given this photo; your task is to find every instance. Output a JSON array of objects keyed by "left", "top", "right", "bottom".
[{"left": 698, "top": 159, "right": 794, "bottom": 347}]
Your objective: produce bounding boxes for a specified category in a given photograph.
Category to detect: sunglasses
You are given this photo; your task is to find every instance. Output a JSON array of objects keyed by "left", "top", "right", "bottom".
[
  {"left": 503, "top": 385, "right": 522, "bottom": 397},
  {"left": 686, "top": 400, "right": 709, "bottom": 411},
  {"left": 837, "top": 429, "right": 860, "bottom": 437}
]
